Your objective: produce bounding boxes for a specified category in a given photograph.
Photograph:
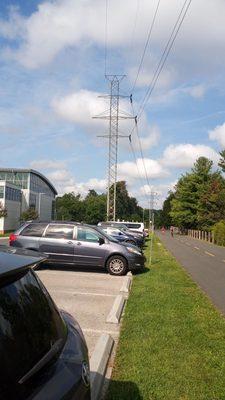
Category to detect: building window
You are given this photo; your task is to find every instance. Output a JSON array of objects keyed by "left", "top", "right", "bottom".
[
  {"left": 30, "top": 173, "right": 54, "bottom": 198},
  {"left": 0, "top": 172, "right": 28, "bottom": 189},
  {"left": 5, "top": 186, "right": 21, "bottom": 202},
  {"left": 0, "top": 187, "right": 4, "bottom": 198},
  {"left": 29, "top": 193, "right": 37, "bottom": 208}
]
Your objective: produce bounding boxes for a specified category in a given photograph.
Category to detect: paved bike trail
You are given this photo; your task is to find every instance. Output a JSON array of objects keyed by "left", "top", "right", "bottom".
[{"left": 156, "top": 231, "right": 225, "bottom": 316}]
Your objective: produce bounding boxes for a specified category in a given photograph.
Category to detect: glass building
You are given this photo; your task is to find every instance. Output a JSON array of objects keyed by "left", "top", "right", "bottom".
[{"left": 0, "top": 169, "right": 58, "bottom": 233}]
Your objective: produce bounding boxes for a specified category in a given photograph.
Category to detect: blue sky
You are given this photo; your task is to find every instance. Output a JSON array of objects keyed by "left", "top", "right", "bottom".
[{"left": 0, "top": 0, "right": 225, "bottom": 208}]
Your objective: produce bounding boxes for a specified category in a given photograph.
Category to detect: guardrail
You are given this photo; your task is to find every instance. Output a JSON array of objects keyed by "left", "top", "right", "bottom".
[{"left": 187, "top": 229, "right": 214, "bottom": 243}]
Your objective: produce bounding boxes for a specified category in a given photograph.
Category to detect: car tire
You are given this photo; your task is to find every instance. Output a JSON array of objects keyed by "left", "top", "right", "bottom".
[{"left": 106, "top": 255, "right": 128, "bottom": 276}]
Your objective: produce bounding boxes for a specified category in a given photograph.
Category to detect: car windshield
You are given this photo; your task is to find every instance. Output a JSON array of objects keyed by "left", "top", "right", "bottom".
[{"left": 0, "top": 270, "right": 67, "bottom": 398}]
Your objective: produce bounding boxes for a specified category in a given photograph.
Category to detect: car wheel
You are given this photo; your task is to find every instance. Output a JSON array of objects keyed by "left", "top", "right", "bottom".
[
  {"left": 125, "top": 239, "right": 136, "bottom": 245},
  {"left": 106, "top": 255, "right": 127, "bottom": 276}
]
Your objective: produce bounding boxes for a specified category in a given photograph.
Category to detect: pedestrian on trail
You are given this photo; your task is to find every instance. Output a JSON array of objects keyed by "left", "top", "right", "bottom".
[
  {"left": 170, "top": 226, "right": 174, "bottom": 238},
  {"left": 161, "top": 226, "right": 165, "bottom": 234}
]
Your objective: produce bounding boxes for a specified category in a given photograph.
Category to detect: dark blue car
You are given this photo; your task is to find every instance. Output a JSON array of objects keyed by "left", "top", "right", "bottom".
[{"left": 0, "top": 246, "right": 90, "bottom": 400}]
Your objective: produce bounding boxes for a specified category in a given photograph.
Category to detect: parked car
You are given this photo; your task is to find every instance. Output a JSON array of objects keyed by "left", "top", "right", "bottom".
[
  {"left": 100, "top": 226, "right": 143, "bottom": 247},
  {"left": 9, "top": 221, "right": 145, "bottom": 276},
  {"left": 98, "top": 221, "right": 145, "bottom": 237},
  {"left": 0, "top": 246, "right": 90, "bottom": 400},
  {"left": 97, "top": 222, "right": 145, "bottom": 243}
]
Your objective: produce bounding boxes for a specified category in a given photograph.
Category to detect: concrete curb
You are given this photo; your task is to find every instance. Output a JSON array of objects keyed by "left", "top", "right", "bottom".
[
  {"left": 106, "top": 295, "right": 125, "bottom": 324},
  {"left": 90, "top": 333, "right": 114, "bottom": 400},
  {"left": 120, "top": 276, "right": 132, "bottom": 293}
]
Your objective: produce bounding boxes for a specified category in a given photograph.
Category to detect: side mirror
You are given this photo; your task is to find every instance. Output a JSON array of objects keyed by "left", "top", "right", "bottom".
[{"left": 99, "top": 237, "right": 105, "bottom": 245}]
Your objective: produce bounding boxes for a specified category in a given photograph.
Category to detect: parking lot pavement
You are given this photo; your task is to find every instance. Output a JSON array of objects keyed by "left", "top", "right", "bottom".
[{"left": 37, "top": 267, "right": 127, "bottom": 356}]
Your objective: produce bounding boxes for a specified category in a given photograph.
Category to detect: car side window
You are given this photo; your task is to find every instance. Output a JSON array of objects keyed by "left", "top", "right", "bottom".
[
  {"left": 44, "top": 224, "right": 74, "bottom": 239},
  {"left": 77, "top": 227, "right": 100, "bottom": 243},
  {"left": 20, "top": 223, "right": 48, "bottom": 237}
]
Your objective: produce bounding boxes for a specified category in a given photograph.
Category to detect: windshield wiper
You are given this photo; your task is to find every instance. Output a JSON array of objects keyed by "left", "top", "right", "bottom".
[{"left": 18, "top": 338, "right": 64, "bottom": 384}]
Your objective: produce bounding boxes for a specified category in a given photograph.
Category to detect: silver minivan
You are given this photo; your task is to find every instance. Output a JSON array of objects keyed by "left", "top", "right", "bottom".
[{"left": 9, "top": 221, "right": 145, "bottom": 276}]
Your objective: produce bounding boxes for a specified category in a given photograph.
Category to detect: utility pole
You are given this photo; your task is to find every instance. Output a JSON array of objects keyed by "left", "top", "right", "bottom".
[
  {"left": 149, "top": 189, "right": 157, "bottom": 266},
  {"left": 93, "top": 75, "right": 133, "bottom": 221}
]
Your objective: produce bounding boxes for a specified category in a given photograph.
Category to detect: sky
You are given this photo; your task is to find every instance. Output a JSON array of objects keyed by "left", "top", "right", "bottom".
[{"left": 0, "top": 0, "right": 225, "bottom": 209}]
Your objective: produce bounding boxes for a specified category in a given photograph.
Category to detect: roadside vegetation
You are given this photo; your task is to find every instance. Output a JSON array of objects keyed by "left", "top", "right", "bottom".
[
  {"left": 55, "top": 181, "right": 146, "bottom": 224},
  {"left": 160, "top": 150, "right": 225, "bottom": 245},
  {"left": 107, "top": 235, "right": 225, "bottom": 400}
]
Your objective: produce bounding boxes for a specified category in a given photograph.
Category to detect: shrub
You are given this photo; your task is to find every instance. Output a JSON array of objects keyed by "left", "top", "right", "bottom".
[
  {"left": 20, "top": 207, "right": 38, "bottom": 222},
  {"left": 213, "top": 220, "right": 225, "bottom": 246}
]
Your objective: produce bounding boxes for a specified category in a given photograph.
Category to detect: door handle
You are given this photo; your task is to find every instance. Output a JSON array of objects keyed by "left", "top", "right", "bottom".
[
  {"left": 67, "top": 241, "right": 73, "bottom": 244},
  {"left": 77, "top": 242, "right": 82, "bottom": 246}
]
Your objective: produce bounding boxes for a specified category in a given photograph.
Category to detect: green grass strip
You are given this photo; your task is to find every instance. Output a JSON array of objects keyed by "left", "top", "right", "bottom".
[{"left": 106, "top": 235, "right": 225, "bottom": 400}]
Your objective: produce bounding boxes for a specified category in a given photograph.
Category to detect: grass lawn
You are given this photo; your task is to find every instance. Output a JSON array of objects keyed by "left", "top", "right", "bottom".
[
  {"left": 106, "top": 235, "right": 225, "bottom": 400},
  {"left": 0, "top": 232, "right": 11, "bottom": 237}
]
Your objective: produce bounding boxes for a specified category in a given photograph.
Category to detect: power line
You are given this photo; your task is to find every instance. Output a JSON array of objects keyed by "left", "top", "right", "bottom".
[
  {"left": 126, "top": 0, "right": 192, "bottom": 200},
  {"left": 131, "top": 0, "right": 161, "bottom": 94},
  {"left": 138, "top": 0, "right": 192, "bottom": 118},
  {"left": 128, "top": 135, "right": 150, "bottom": 202}
]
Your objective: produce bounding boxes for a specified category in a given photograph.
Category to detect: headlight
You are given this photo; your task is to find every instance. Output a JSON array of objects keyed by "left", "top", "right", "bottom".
[{"left": 126, "top": 246, "right": 142, "bottom": 256}]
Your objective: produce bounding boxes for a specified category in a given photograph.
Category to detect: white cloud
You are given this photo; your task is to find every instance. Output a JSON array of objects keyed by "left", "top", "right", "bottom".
[
  {"left": 209, "top": 123, "right": 225, "bottom": 148},
  {"left": 45, "top": 167, "right": 106, "bottom": 197},
  {"left": 52, "top": 89, "right": 106, "bottom": 130},
  {"left": 30, "top": 159, "right": 66, "bottom": 170},
  {"left": 161, "top": 144, "right": 219, "bottom": 168},
  {"left": 118, "top": 158, "right": 168, "bottom": 181},
  {"left": 1, "top": 0, "right": 225, "bottom": 87}
]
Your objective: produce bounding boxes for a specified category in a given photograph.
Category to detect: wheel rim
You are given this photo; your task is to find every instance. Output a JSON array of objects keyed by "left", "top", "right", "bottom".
[{"left": 109, "top": 258, "right": 124, "bottom": 274}]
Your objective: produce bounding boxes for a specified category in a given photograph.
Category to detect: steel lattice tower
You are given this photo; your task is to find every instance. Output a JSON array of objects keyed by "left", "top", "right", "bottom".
[{"left": 93, "top": 75, "right": 133, "bottom": 221}]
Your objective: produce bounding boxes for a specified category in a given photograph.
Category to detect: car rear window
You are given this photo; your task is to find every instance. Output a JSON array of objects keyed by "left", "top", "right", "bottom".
[
  {"left": 20, "top": 223, "right": 48, "bottom": 237},
  {"left": 125, "top": 223, "right": 141, "bottom": 229},
  {"left": 0, "top": 270, "right": 67, "bottom": 399}
]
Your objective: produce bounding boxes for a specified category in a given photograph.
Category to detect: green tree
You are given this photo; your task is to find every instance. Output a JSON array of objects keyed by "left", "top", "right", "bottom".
[
  {"left": 116, "top": 181, "right": 142, "bottom": 221},
  {"left": 20, "top": 207, "right": 38, "bottom": 221},
  {"left": 84, "top": 192, "right": 106, "bottom": 224},
  {"left": 170, "top": 157, "right": 214, "bottom": 229},
  {"left": 218, "top": 150, "right": 225, "bottom": 173},
  {"left": 56, "top": 193, "right": 85, "bottom": 221},
  {"left": 161, "top": 192, "right": 175, "bottom": 228}
]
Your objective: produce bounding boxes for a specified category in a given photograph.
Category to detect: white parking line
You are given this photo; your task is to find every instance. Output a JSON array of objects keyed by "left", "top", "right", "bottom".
[
  {"left": 194, "top": 246, "right": 200, "bottom": 250},
  {"left": 204, "top": 251, "right": 215, "bottom": 257},
  {"left": 185, "top": 242, "right": 191, "bottom": 246},
  {"left": 50, "top": 289, "right": 116, "bottom": 297}
]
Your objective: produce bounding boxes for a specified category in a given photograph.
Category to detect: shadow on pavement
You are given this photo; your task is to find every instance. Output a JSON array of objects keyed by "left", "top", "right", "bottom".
[{"left": 37, "top": 263, "right": 107, "bottom": 274}]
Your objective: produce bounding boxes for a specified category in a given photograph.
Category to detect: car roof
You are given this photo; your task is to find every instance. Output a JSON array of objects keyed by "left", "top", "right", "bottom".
[{"left": 0, "top": 246, "right": 47, "bottom": 280}]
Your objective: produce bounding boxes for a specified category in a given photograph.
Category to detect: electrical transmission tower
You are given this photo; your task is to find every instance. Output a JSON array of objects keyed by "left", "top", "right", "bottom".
[{"left": 93, "top": 75, "right": 133, "bottom": 221}]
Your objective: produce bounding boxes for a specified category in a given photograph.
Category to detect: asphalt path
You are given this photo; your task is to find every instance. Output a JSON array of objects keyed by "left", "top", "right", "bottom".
[{"left": 156, "top": 231, "right": 225, "bottom": 316}]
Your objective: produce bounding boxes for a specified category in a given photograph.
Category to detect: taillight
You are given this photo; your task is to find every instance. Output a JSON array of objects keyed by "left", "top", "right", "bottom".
[{"left": 9, "top": 233, "right": 18, "bottom": 245}]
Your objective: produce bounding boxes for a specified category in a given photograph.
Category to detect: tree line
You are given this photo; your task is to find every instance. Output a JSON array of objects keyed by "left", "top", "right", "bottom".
[
  {"left": 161, "top": 150, "right": 225, "bottom": 244},
  {"left": 56, "top": 180, "right": 145, "bottom": 224}
]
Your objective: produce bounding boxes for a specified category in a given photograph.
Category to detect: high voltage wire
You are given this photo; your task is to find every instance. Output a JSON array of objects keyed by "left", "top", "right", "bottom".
[
  {"left": 131, "top": 0, "right": 161, "bottom": 94},
  {"left": 138, "top": 0, "right": 192, "bottom": 118},
  {"left": 127, "top": 0, "right": 192, "bottom": 200},
  {"left": 128, "top": 136, "right": 150, "bottom": 202}
]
